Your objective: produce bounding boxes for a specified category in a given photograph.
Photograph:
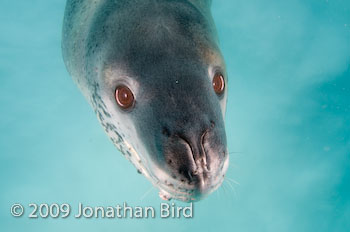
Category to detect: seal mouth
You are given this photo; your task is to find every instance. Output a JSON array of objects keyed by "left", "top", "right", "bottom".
[
  {"left": 146, "top": 153, "right": 230, "bottom": 202},
  {"left": 157, "top": 175, "right": 226, "bottom": 202},
  {"left": 108, "top": 128, "right": 228, "bottom": 202}
]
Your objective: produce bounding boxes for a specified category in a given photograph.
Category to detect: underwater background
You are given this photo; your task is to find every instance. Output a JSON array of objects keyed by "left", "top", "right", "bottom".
[{"left": 1, "top": 0, "right": 349, "bottom": 231}]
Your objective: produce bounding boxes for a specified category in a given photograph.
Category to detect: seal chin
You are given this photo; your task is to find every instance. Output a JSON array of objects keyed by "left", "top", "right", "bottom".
[
  {"left": 151, "top": 154, "right": 229, "bottom": 202},
  {"left": 159, "top": 178, "right": 226, "bottom": 202},
  {"left": 157, "top": 174, "right": 226, "bottom": 202}
]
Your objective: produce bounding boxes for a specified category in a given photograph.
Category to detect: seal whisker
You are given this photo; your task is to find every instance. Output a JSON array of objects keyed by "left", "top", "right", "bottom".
[
  {"left": 224, "top": 179, "right": 237, "bottom": 198},
  {"left": 226, "top": 177, "right": 240, "bottom": 186},
  {"left": 221, "top": 181, "right": 228, "bottom": 198},
  {"left": 216, "top": 184, "right": 222, "bottom": 201},
  {"left": 139, "top": 185, "right": 155, "bottom": 201},
  {"left": 227, "top": 162, "right": 238, "bottom": 171},
  {"left": 228, "top": 151, "right": 245, "bottom": 156}
]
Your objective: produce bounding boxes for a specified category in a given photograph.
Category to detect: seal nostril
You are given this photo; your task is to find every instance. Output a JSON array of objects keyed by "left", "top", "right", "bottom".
[
  {"left": 162, "top": 127, "right": 170, "bottom": 137},
  {"left": 188, "top": 171, "right": 194, "bottom": 181},
  {"left": 178, "top": 167, "right": 195, "bottom": 182},
  {"left": 210, "top": 120, "right": 215, "bottom": 129}
]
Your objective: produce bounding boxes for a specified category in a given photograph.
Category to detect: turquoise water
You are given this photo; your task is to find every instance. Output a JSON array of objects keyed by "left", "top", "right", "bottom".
[{"left": 1, "top": 0, "right": 349, "bottom": 231}]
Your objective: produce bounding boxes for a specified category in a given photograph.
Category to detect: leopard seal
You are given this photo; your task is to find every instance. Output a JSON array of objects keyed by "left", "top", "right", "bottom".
[{"left": 62, "top": 0, "right": 229, "bottom": 202}]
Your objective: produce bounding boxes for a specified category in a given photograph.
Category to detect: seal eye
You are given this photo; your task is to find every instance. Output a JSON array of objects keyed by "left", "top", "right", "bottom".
[
  {"left": 212, "top": 72, "right": 225, "bottom": 95},
  {"left": 115, "top": 85, "right": 135, "bottom": 109}
]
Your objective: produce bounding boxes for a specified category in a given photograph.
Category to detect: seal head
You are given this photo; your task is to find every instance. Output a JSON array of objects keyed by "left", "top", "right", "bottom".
[{"left": 62, "top": 0, "right": 228, "bottom": 201}]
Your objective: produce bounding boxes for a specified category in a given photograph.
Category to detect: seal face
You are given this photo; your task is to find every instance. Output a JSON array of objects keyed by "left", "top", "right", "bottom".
[{"left": 62, "top": 0, "right": 228, "bottom": 202}]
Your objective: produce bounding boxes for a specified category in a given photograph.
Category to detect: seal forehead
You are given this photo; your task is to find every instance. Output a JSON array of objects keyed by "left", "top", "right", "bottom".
[{"left": 114, "top": 2, "right": 212, "bottom": 57}]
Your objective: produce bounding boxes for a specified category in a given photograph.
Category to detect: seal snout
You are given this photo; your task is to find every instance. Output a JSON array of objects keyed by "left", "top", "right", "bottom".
[{"left": 162, "top": 120, "right": 226, "bottom": 199}]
